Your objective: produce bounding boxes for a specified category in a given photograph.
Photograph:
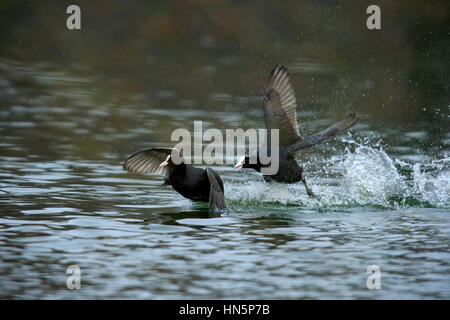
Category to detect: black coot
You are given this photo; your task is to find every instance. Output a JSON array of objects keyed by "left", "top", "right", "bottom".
[
  {"left": 235, "top": 65, "right": 358, "bottom": 196},
  {"left": 123, "top": 147, "right": 226, "bottom": 210}
]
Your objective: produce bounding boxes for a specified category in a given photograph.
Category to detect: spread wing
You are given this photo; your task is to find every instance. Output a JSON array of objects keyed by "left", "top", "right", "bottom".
[
  {"left": 206, "top": 168, "right": 226, "bottom": 210},
  {"left": 263, "top": 65, "right": 302, "bottom": 146},
  {"left": 287, "top": 113, "right": 358, "bottom": 155},
  {"left": 122, "top": 147, "right": 179, "bottom": 177}
]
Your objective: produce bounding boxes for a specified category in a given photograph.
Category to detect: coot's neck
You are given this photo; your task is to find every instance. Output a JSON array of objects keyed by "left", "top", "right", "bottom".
[
  {"left": 170, "top": 162, "right": 186, "bottom": 176},
  {"left": 245, "top": 156, "right": 262, "bottom": 172}
]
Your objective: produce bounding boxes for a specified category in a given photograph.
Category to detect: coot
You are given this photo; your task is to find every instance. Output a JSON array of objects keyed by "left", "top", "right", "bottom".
[
  {"left": 235, "top": 65, "right": 358, "bottom": 196},
  {"left": 123, "top": 147, "right": 226, "bottom": 210}
]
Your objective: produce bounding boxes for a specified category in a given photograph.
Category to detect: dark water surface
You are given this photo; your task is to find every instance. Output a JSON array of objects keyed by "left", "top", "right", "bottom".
[{"left": 0, "top": 1, "right": 449, "bottom": 299}]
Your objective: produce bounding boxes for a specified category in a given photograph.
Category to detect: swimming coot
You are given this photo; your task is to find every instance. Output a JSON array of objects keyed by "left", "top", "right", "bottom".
[
  {"left": 235, "top": 65, "right": 358, "bottom": 196},
  {"left": 123, "top": 147, "right": 226, "bottom": 210}
]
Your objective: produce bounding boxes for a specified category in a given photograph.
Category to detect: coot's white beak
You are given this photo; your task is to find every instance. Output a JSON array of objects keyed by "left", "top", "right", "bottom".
[
  {"left": 234, "top": 156, "right": 245, "bottom": 171},
  {"left": 159, "top": 155, "right": 171, "bottom": 168},
  {"left": 159, "top": 161, "right": 169, "bottom": 168}
]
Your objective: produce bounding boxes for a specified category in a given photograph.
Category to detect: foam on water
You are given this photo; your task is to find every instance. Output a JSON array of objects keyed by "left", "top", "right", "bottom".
[{"left": 225, "top": 139, "right": 450, "bottom": 210}]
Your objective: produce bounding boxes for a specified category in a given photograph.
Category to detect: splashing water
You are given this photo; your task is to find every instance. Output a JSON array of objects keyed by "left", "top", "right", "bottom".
[
  {"left": 333, "top": 146, "right": 405, "bottom": 206},
  {"left": 225, "top": 141, "right": 449, "bottom": 210},
  {"left": 410, "top": 159, "right": 450, "bottom": 208}
]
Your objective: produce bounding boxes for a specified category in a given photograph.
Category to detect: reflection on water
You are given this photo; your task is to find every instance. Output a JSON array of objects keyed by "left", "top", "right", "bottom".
[{"left": 0, "top": 57, "right": 448, "bottom": 299}]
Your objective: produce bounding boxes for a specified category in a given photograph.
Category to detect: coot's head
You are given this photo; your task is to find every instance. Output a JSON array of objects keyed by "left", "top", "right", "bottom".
[{"left": 234, "top": 156, "right": 261, "bottom": 172}]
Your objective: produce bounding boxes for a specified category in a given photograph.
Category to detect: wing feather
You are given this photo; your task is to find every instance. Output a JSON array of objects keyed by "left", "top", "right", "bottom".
[
  {"left": 123, "top": 147, "right": 179, "bottom": 177},
  {"left": 206, "top": 168, "right": 226, "bottom": 210},
  {"left": 263, "top": 65, "right": 302, "bottom": 146},
  {"left": 287, "top": 113, "right": 358, "bottom": 155}
]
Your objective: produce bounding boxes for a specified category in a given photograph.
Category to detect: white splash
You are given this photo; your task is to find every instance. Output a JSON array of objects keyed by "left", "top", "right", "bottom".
[
  {"left": 411, "top": 158, "right": 450, "bottom": 208},
  {"left": 224, "top": 141, "right": 450, "bottom": 210}
]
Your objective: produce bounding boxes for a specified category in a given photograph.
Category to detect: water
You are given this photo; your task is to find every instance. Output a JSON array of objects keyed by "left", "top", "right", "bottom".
[
  {"left": 0, "top": 57, "right": 448, "bottom": 299},
  {"left": 0, "top": 0, "right": 449, "bottom": 299}
]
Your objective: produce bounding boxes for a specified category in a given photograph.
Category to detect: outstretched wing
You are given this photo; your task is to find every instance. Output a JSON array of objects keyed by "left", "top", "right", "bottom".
[
  {"left": 263, "top": 65, "right": 302, "bottom": 146},
  {"left": 287, "top": 113, "right": 358, "bottom": 155},
  {"left": 206, "top": 168, "right": 226, "bottom": 210},
  {"left": 122, "top": 147, "right": 178, "bottom": 177}
]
